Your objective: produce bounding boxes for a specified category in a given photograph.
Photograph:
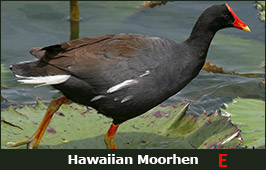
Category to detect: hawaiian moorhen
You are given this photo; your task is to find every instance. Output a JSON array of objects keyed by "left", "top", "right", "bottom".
[{"left": 8, "top": 3, "right": 250, "bottom": 149}]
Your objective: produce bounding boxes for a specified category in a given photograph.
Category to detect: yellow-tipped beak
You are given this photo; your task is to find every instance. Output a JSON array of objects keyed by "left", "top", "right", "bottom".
[
  {"left": 242, "top": 26, "right": 251, "bottom": 32},
  {"left": 225, "top": 3, "right": 251, "bottom": 33}
]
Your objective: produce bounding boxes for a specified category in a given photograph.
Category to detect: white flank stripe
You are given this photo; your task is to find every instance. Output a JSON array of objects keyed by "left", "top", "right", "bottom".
[
  {"left": 16, "top": 75, "right": 71, "bottom": 87},
  {"left": 107, "top": 79, "right": 138, "bottom": 93},
  {"left": 121, "top": 96, "right": 133, "bottom": 103},
  {"left": 140, "top": 70, "right": 151, "bottom": 77},
  {"left": 90, "top": 95, "right": 105, "bottom": 102}
]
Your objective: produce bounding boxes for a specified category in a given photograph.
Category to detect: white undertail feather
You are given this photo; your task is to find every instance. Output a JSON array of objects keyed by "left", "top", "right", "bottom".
[
  {"left": 16, "top": 74, "right": 71, "bottom": 87},
  {"left": 139, "top": 70, "right": 151, "bottom": 77}
]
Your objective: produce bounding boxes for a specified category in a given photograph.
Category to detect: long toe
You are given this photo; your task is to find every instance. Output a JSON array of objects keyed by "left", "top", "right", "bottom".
[{"left": 6, "top": 138, "right": 37, "bottom": 149}]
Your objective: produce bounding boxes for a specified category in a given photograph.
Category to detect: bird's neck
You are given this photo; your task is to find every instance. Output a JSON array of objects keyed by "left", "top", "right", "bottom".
[{"left": 184, "top": 21, "right": 217, "bottom": 60}]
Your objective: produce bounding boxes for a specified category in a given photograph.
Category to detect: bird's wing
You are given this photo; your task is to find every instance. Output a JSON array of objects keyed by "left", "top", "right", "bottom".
[{"left": 31, "top": 33, "right": 167, "bottom": 89}]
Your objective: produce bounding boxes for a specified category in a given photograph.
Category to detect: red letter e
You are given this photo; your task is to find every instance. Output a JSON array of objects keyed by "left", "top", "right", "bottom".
[{"left": 219, "top": 154, "right": 227, "bottom": 167}]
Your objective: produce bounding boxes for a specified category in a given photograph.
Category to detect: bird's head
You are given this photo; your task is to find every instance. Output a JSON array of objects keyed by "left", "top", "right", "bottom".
[{"left": 199, "top": 3, "right": 251, "bottom": 33}]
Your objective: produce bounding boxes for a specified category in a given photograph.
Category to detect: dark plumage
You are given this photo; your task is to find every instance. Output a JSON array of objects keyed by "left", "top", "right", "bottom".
[{"left": 8, "top": 3, "right": 250, "bottom": 149}]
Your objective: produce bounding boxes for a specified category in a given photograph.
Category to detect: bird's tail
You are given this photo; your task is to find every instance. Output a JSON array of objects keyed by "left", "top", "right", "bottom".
[
  {"left": 10, "top": 60, "right": 70, "bottom": 87},
  {"left": 10, "top": 60, "right": 48, "bottom": 77}
]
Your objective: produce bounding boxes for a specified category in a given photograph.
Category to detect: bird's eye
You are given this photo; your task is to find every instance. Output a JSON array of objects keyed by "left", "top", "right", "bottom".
[{"left": 224, "top": 14, "right": 230, "bottom": 20}]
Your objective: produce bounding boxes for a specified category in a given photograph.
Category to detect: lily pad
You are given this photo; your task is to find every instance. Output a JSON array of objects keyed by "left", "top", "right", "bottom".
[
  {"left": 202, "top": 61, "right": 265, "bottom": 78},
  {"left": 143, "top": 1, "right": 169, "bottom": 8},
  {"left": 202, "top": 61, "right": 226, "bottom": 74},
  {"left": 256, "top": 1, "right": 265, "bottom": 22},
  {"left": 1, "top": 100, "right": 243, "bottom": 149},
  {"left": 221, "top": 98, "right": 265, "bottom": 148}
]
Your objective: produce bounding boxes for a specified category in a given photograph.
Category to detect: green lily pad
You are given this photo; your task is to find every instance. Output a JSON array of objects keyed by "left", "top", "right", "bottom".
[
  {"left": 256, "top": 1, "right": 265, "bottom": 22},
  {"left": 221, "top": 98, "right": 265, "bottom": 148},
  {"left": 1, "top": 100, "right": 242, "bottom": 149}
]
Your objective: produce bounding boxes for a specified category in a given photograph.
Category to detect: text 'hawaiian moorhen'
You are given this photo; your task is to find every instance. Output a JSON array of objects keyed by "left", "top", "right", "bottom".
[{"left": 8, "top": 3, "right": 250, "bottom": 149}]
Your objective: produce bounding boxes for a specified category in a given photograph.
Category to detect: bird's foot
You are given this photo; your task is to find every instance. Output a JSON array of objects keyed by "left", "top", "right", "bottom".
[
  {"left": 6, "top": 137, "right": 39, "bottom": 149},
  {"left": 6, "top": 96, "right": 70, "bottom": 149}
]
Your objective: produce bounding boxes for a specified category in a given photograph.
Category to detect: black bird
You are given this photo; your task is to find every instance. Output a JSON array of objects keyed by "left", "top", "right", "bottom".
[{"left": 8, "top": 3, "right": 250, "bottom": 149}]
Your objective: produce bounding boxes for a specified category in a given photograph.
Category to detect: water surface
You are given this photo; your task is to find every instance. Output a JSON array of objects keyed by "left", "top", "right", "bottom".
[{"left": 1, "top": 1, "right": 265, "bottom": 116}]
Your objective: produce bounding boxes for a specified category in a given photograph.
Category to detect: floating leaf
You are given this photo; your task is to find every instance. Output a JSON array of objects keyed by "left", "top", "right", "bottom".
[
  {"left": 1, "top": 100, "right": 243, "bottom": 149},
  {"left": 202, "top": 61, "right": 265, "bottom": 78},
  {"left": 143, "top": 1, "right": 169, "bottom": 8},
  {"left": 1, "top": 95, "right": 8, "bottom": 102},
  {"left": 256, "top": 1, "right": 265, "bottom": 22},
  {"left": 232, "top": 73, "right": 265, "bottom": 78},
  {"left": 202, "top": 61, "right": 226, "bottom": 74},
  {"left": 221, "top": 98, "right": 265, "bottom": 148}
]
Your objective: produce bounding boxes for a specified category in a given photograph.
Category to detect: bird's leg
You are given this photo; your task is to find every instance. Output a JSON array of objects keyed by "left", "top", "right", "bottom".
[
  {"left": 104, "top": 123, "right": 119, "bottom": 149},
  {"left": 6, "top": 96, "right": 70, "bottom": 149}
]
